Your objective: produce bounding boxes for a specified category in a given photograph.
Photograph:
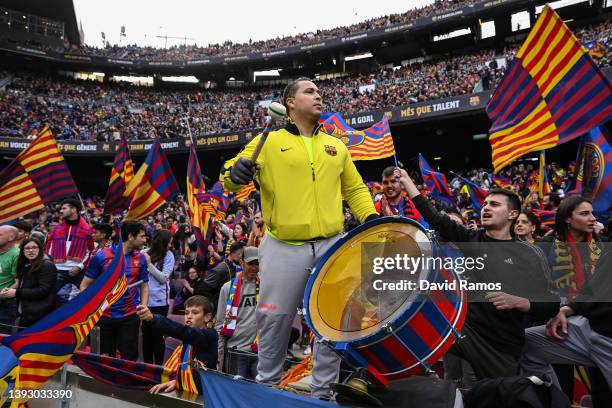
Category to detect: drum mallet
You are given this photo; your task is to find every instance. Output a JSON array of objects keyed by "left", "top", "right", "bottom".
[{"left": 250, "top": 101, "right": 287, "bottom": 162}]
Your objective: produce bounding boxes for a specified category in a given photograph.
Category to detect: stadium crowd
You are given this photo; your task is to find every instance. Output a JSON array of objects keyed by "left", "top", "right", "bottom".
[
  {"left": 69, "top": 0, "right": 476, "bottom": 60},
  {"left": 0, "top": 2, "right": 610, "bottom": 404},
  {"left": 0, "top": 21, "right": 610, "bottom": 141},
  {"left": 0, "top": 152, "right": 610, "bottom": 404}
]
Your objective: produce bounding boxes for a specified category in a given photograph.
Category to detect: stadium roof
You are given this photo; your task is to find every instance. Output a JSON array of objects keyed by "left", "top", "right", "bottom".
[{"left": 0, "top": 0, "right": 80, "bottom": 45}]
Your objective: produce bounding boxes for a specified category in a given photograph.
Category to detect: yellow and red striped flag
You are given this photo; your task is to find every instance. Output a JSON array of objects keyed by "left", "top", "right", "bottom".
[
  {"left": 0, "top": 126, "right": 77, "bottom": 224},
  {"left": 235, "top": 181, "right": 257, "bottom": 201}
]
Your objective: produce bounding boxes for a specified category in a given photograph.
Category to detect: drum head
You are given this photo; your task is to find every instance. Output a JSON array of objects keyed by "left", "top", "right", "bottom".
[{"left": 307, "top": 217, "right": 433, "bottom": 343}]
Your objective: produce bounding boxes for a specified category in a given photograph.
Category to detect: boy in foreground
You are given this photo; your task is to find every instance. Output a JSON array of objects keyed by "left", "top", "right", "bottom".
[{"left": 136, "top": 295, "right": 218, "bottom": 394}]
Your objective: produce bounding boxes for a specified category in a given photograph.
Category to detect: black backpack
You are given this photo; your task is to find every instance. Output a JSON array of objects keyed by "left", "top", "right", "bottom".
[{"left": 464, "top": 376, "right": 570, "bottom": 408}]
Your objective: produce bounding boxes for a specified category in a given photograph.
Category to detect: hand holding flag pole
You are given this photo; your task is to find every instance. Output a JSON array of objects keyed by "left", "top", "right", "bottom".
[
  {"left": 77, "top": 193, "right": 93, "bottom": 224},
  {"left": 250, "top": 102, "right": 286, "bottom": 162}
]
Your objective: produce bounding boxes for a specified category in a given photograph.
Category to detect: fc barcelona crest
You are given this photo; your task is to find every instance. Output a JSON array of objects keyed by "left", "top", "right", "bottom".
[
  {"left": 324, "top": 145, "right": 337, "bottom": 156},
  {"left": 582, "top": 141, "right": 605, "bottom": 200}
]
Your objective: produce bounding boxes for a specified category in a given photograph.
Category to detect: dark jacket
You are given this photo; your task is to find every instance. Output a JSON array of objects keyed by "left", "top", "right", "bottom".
[
  {"left": 16, "top": 259, "right": 58, "bottom": 326},
  {"left": 412, "top": 195, "right": 560, "bottom": 356},
  {"left": 150, "top": 314, "right": 218, "bottom": 393},
  {"left": 194, "top": 259, "right": 236, "bottom": 311}
]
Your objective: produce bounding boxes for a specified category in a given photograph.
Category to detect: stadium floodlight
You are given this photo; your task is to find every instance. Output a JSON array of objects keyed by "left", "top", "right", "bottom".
[
  {"left": 161, "top": 76, "right": 199, "bottom": 83},
  {"left": 536, "top": 0, "right": 588, "bottom": 14},
  {"left": 254, "top": 70, "right": 281, "bottom": 77},
  {"left": 480, "top": 20, "right": 496, "bottom": 39},
  {"left": 434, "top": 28, "right": 471, "bottom": 42},
  {"left": 345, "top": 52, "right": 373, "bottom": 62},
  {"left": 511, "top": 11, "right": 530, "bottom": 32}
]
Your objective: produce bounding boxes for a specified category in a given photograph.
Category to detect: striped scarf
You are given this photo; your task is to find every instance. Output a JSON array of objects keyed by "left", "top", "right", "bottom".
[
  {"left": 220, "top": 272, "right": 259, "bottom": 350},
  {"left": 549, "top": 234, "right": 601, "bottom": 301},
  {"left": 47, "top": 217, "right": 92, "bottom": 263},
  {"left": 164, "top": 344, "right": 199, "bottom": 394},
  {"left": 248, "top": 226, "right": 266, "bottom": 248}
]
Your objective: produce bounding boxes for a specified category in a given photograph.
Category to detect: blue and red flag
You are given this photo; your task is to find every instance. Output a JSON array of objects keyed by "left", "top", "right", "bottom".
[
  {"left": 69, "top": 339, "right": 195, "bottom": 394},
  {"left": 125, "top": 141, "right": 180, "bottom": 220},
  {"left": 202, "top": 190, "right": 230, "bottom": 218},
  {"left": 418, "top": 154, "right": 454, "bottom": 206},
  {"left": 104, "top": 135, "right": 134, "bottom": 214},
  {"left": 187, "top": 146, "right": 210, "bottom": 261},
  {"left": 452, "top": 172, "right": 488, "bottom": 212},
  {"left": 490, "top": 174, "right": 514, "bottom": 190},
  {"left": 211, "top": 181, "right": 225, "bottom": 192},
  {"left": 538, "top": 151, "right": 552, "bottom": 200},
  {"left": 321, "top": 113, "right": 395, "bottom": 160},
  {"left": 0, "top": 127, "right": 78, "bottom": 224},
  {"left": 527, "top": 171, "right": 541, "bottom": 194},
  {"left": 196, "top": 186, "right": 230, "bottom": 221},
  {"left": 0, "top": 238, "right": 127, "bottom": 406},
  {"left": 70, "top": 351, "right": 173, "bottom": 391},
  {"left": 532, "top": 209, "right": 556, "bottom": 228},
  {"left": 486, "top": 6, "right": 612, "bottom": 171},
  {"left": 565, "top": 137, "right": 586, "bottom": 196},
  {"left": 573, "top": 126, "right": 612, "bottom": 219}
]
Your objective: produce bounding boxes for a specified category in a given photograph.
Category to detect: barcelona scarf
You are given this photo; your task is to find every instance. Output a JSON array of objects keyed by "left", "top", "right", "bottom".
[{"left": 220, "top": 273, "right": 260, "bottom": 351}]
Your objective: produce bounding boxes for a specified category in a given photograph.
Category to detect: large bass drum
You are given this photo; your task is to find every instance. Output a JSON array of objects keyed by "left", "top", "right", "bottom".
[{"left": 304, "top": 217, "right": 466, "bottom": 381}]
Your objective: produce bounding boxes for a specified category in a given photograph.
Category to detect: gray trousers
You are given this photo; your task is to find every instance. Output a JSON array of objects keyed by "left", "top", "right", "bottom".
[
  {"left": 520, "top": 316, "right": 612, "bottom": 389},
  {"left": 256, "top": 234, "right": 342, "bottom": 398}
]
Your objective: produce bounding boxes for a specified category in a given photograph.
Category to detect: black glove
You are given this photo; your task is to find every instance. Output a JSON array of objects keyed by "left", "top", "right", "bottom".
[
  {"left": 230, "top": 157, "right": 256, "bottom": 185},
  {"left": 364, "top": 214, "right": 380, "bottom": 223}
]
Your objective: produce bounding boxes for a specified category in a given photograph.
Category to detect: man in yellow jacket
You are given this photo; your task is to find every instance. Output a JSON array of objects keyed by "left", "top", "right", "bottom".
[{"left": 221, "top": 77, "right": 378, "bottom": 398}]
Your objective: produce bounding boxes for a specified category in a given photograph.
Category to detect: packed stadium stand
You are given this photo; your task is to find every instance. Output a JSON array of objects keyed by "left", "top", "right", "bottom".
[
  {"left": 0, "top": 2, "right": 611, "bottom": 408},
  {"left": 0, "top": 0, "right": 610, "bottom": 183}
]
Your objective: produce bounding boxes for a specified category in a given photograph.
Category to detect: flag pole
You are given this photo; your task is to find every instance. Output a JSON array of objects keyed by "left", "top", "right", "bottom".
[
  {"left": 182, "top": 96, "right": 196, "bottom": 226},
  {"left": 538, "top": 150, "right": 546, "bottom": 201},
  {"left": 77, "top": 193, "right": 93, "bottom": 224},
  {"left": 186, "top": 96, "right": 195, "bottom": 146}
]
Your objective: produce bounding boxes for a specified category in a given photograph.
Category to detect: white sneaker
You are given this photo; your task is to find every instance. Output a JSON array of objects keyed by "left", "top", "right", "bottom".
[{"left": 302, "top": 346, "right": 311, "bottom": 356}]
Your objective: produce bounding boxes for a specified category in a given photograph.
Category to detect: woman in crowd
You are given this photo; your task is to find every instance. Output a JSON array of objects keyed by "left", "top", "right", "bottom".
[
  {"left": 514, "top": 210, "right": 540, "bottom": 243},
  {"left": 232, "top": 222, "right": 248, "bottom": 244},
  {"left": 524, "top": 191, "right": 540, "bottom": 211},
  {"left": 0, "top": 237, "right": 57, "bottom": 329},
  {"left": 172, "top": 224, "right": 197, "bottom": 271},
  {"left": 216, "top": 219, "right": 248, "bottom": 256},
  {"left": 142, "top": 229, "right": 175, "bottom": 365},
  {"left": 540, "top": 196, "right": 610, "bottom": 406},
  {"left": 208, "top": 224, "right": 227, "bottom": 269},
  {"left": 172, "top": 265, "right": 203, "bottom": 314}
]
